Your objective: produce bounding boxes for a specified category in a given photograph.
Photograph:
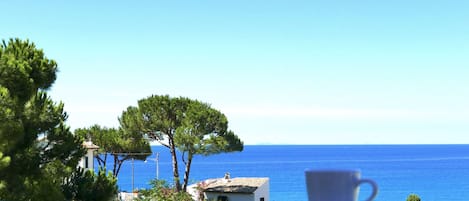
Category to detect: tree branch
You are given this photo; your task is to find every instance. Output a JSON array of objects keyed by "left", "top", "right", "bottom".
[
  {"left": 182, "top": 151, "right": 187, "bottom": 165},
  {"left": 96, "top": 155, "right": 104, "bottom": 167},
  {"left": 156, "top": 140, "right": 170, "bottom": 148},
  {"left": 104, "top": 153, "right": 108, "bottom": 166}
]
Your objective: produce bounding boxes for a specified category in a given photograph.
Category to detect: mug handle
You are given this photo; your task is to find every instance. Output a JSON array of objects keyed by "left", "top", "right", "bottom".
[{"left": 358, "top": 179, "right": 378, "bottom": 201}]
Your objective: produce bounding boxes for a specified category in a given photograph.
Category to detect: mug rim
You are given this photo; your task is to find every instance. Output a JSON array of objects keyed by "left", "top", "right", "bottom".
[{"left": 305, "top": 169, "right": 361, "bottom": 173}]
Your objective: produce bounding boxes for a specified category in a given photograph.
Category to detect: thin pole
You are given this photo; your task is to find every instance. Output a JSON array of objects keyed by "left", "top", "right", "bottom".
[
  {"left": 156, "top": 152, "right": 159, "bottom": 180},
  {"left": 108, "top": 152, "right": 152, "bottom": 199}
]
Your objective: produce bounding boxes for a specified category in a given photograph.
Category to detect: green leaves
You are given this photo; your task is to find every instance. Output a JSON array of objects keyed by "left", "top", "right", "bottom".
[
  {"left": 0, "top": 152, "right": 10, "bottom": 190},
  {"left": 0, "top": 38, "right": 84, "bottom": 200},
  {"left": 0, "top": 38, "right": 57, "bottom": 103},
  {"left": 75, "top": 124, "right": 152, "bottom": 176},
  {"left": 125, "top": 94, "right": 244, "bottom": 191},
  {"left": 132, "top": 94, "right": 242, "bottom": 154},
  {"left": 0, "top": 153, "right": 9, "bottom": 170},
  {"left": 135, "top": 179, "right": 192, "bottom": 201},
  {"left": 137, "top": 95, "right": 190, "bottom": 139},
  {"left": 119, "top": 106, "right": 145, "bottom": 139},
  {"left": 75, "top": 125, "right": 121, "bottom": 155},
  {"left": 406, "top": 194, "right": 421, "bottom": 201},
  {"left": 62, "top": 167, "right": 118, "bottom": 201},
  {"left": 174, "top": 99, "right": 241, "bottom": 155}
]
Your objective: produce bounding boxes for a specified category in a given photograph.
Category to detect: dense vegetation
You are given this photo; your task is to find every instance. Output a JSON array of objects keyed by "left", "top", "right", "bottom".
[
  {"left": 122, "top": 95, "right": 244, "bottom": 191},
  {"left": 74, "top": 125, "right": 151, "bottom": 177},
  {"left": 0, "top": 38, "right": 116, "bottom": 201},
  {"left": 0, "top": 38, "right": 243, "bottom": 200},
  {"left": 135, "top": 179, "right": 192, "bottom": 201},
  {"left": 79, "top": 95, "right": 244, "bottom": 194}
]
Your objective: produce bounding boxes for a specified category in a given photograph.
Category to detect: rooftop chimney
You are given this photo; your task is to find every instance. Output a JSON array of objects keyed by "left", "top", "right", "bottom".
[{"left": 224, "top": 172, "right": 231, "bottom": 183}]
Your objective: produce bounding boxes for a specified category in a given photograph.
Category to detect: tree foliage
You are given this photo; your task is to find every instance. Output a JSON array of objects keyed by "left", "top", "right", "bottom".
[
  {"left": 75, "top": 124, "right": 152, "bottom": 177},
  {"left": 135, "top": 179, "right": 192, "bottom": 201},
  {"left": 406, "top": 193, "right": 421, "bottom": 201},
  {"left": 62, "top": 167, "right": 118, "bottom": 201},
  {"left": 0, "top": 38, "right": 117, "bottom": 200},
  {"left": 121, "top": 95, "right": 243, "bottom": 191},
  {"left": 0, "top": 38, "right": 85, "bottom": 200}
]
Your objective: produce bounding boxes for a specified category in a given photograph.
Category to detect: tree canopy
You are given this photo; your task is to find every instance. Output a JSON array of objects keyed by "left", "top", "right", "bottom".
[
  {"left": 74, "top": 125, "right": 152, "bottom": 177},
  {"left": 0, "top": 38, "right": 83, "bottom": 200},
  {"left": 0, "top": 38, "right": 117, "bottom": 200},
  {"left": 121, "top": 95, "right": 243, "bottom": 191},
  {"left": 62, "top": 167, "right": 118, "bottom": 201}
]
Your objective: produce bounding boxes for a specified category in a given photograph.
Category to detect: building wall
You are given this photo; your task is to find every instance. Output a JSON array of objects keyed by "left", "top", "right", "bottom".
[
  {"left": 253, "top": 180, "right": 270, "bottom": 201},
  {"left": 204, "top": 192, "right": 254, "bottom": 201},
  {"left": 78, "top": 149, "right": 95, "bottom": 171},
  {"left": 186, "top": 184, "right": 200, "bottom": 201}
]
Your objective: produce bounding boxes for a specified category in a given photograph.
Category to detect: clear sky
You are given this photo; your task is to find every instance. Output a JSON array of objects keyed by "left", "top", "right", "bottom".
[{"left": 2, "top": 1, "right": 468, "bottom": 144}]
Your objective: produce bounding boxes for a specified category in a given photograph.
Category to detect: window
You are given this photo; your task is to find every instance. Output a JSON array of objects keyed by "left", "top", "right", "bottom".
[
  {"left": 85, "top": 156, "right": 89, "bottom": 168},
  {"left": 217, "top": 196, "right": 228, "bottom": 201},
  {"left": 260, "top": 198, "right": 265, "bottom": 201}
]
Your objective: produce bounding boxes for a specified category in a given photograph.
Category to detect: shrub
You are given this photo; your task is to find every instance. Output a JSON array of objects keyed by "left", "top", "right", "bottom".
[
  {"left": 135, "top": 179, "right": 192, "bottom": 201},
  {"left": 62, "top": 167, "right": 118, "bottom": 201},
  {"left": 406, "top": 193, "right": 421, "bottom": 201}
]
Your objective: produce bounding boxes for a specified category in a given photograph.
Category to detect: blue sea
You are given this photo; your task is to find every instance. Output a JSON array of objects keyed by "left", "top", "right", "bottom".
[{"left": 106, "top": 145, "right": 469, "bottom": 201}]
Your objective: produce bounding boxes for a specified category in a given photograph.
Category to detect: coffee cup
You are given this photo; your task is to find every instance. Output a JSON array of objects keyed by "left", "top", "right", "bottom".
[{"left": 305, "top": 169, "right": 378, "bottom": 201}]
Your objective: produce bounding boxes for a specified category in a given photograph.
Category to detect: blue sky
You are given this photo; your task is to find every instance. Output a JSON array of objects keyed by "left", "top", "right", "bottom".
[{"left": 2, "top": 1, "right": 468, "bottom": 144}]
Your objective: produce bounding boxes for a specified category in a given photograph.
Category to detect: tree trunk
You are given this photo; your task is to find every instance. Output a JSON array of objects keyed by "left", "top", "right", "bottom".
[
  {"left": 169, "top": 137, "right": 182, "bottom": 191},
  {"left": 104, "top": 153, "right": 108, "bottom": 167},
  {"left": 96, "top": 155, "right": 103, "bottom": 167},
  {"left": 182, "top": 152, "right": 193, "bottom": 192},
  {"left": 115, "top": 157, "right": 124, "bottom": 177},
  {"left": 96, "top": 153, "right": 106, "bottom": 167},
  {"left": 112, "top": 155, "right": 118, "bottom": 176}
]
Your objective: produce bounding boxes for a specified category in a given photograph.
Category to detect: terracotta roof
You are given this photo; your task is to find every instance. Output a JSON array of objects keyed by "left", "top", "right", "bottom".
[{"left": 203, "top": 177, "right": 268, "bottom": 194}]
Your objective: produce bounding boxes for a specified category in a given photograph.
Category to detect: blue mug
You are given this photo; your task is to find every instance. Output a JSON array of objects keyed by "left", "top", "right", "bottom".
[{"left": 305, "top": 169, "right": 378, "bottom": 201}]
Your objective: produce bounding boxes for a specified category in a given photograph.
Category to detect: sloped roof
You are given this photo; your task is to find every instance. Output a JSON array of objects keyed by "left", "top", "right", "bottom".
[
  {"left": 82, "top": 140, "right": 99, "bottom": 149},
  {"left": 203, "top": 177, "right": 269, "bottom": 194}
]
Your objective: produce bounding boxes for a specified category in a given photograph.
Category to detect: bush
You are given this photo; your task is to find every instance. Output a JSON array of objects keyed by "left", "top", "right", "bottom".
[
  {"left": 62, "top": 167, "right": 118, "bottom": 201},
  {"left": 406, "top": 193, "right": 421, "bottom": 201},
  {"left": 135, "top": 179, "right": 192, "bottom": 201}
]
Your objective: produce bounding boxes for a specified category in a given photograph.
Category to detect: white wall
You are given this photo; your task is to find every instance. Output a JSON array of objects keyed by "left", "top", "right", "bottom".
[
  {"left": 205, "top": 192, "right": 254, "bottom": 201},
  {"left": 186, "top": 184, "right": 200, "bottom": 201},
  {"left": 202, "top": 178, "right": 270, "bottom": 201},
  {"left": 253, "top": 180, "right": 270, "bottom": 201},
  {"left": 78, "top": 149, "right": 95, "bottom": 171}
]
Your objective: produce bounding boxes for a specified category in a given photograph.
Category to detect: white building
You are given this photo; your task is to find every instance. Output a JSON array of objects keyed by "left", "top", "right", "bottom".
[
  {"left": 78, "top": 139, "right": 99, "bottom": 171},
  {"left": 189, "top": 174, "right": 269, "bottom": 201}
]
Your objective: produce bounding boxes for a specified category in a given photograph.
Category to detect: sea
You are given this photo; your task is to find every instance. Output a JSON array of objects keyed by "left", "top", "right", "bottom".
[{"left": 103, "top": 145, "right": 469, "bottom": 201}]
